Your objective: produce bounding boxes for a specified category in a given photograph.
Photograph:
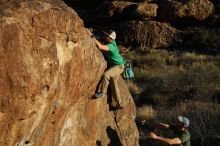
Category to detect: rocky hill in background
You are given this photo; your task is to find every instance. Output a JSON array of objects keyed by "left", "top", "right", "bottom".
[
  {"left": 65, "top": 0, "right": 220, "bottom": 50},
  {"left": 0, "top": 0, "right": 139, "bottom": 146}
]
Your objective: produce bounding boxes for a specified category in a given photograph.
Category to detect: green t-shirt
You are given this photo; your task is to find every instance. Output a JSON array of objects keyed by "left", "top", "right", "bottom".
[
  {"left": 103, "top": 40, "right": 124, "bottom": 66},
  {"left": 170, "top": 126, "right": 191, "bottom": 146}
]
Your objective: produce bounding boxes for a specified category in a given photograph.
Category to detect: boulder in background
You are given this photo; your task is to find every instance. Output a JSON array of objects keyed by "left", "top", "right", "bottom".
[{"left": 106, "top": 20, "right": 182, "bottom": 49}]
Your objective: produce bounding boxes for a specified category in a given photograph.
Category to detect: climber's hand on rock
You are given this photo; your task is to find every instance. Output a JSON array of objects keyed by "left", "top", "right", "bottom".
[
  {"left": 141, "top": 120, "right": 146, "bottom": 125},
  {"left": 148, "top": 132, "right": 158, "bottom": 139},
  {"left": 86, "top": 29, "right": 94, "bottom": 37}
]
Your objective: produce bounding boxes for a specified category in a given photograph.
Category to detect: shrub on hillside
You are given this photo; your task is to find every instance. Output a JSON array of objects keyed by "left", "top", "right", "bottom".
[
  {"left": 127, "top": 50, "right": 220, "bottom": 106},
  {"left": 183, "top": 28, "right": 220, "bottom": 52}
]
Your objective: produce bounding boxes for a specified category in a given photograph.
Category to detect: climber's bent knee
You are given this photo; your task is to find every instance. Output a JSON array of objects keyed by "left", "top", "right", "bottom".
[{"left": 103, "top": 72, "right": 111, "bottom": 80}]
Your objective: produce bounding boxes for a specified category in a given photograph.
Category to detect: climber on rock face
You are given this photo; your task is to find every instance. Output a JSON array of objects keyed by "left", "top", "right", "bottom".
[{"left": 88, "top": 29, "right": 125, "bottom": 109}]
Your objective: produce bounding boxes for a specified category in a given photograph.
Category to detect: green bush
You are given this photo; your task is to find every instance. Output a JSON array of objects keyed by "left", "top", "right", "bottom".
[{"left": 183, "top": 28, "right": 220, "bottom": 51}]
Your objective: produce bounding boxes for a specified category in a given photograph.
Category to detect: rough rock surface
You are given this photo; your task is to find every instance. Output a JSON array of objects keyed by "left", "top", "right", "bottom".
[
  {"left": 157, "top": 0, "right": 215, "bottom": 21},
  {"left": 0, "top": 0, "right": 139, "bottom": 146},
  {"left": 64, "top": 0, "right": 102, "bottom": 8},
  {"left": 65, "top": 0, "right": 142, "bottom": 8},
  {"left": 63, "top": 0, "right": 218, "bottom": 49},
  {"left": 72, "top": 1, "right": 157, "bottom": 25},
  {"left": 176, "top": 0, "right": 214, "bottom": 20},
  {"left": 106, "top": 1, "right": 158, "bottom": 20},
  {"left": 108, "top": 21, "right": 181, "bottom": 48}
]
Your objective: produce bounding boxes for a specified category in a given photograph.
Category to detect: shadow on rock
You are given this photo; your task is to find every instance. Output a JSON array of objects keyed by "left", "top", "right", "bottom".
[
  {"left": 96, "top": 140, "right": 102, "bottom": 146},
  {"left": 106, "top": 126, "right": 122, "bottom": 146}
]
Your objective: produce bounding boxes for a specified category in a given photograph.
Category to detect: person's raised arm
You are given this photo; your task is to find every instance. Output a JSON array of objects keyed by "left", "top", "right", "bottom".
[
  {"left": 86, "top": 29, "right": 109, "bottom": 51},
  {"left": 149, "top": 132, "right": 181, "bottom": 145},
  {"left": 93, "top": 38, "right": 109, "bottom": 51},
  {"left": 157, "top": 122, "right": 170, "bottom": 129},
  {"left": 141, "top": 120, "right": 170, "bottom": 129}
]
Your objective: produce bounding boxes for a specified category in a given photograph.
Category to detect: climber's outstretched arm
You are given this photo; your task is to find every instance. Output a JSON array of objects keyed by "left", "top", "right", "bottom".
[
  {"left": 149, "top": 132, "right": 181, "bottom": 145},
  {"left": 156, "top": 122, "right": 170, "bottom": 129},
  {"left": 86, "top": 29, "right": 109, "bottom": 51},
  {"left": 93, "top": 38, "right": 109, "bottom": 51},
  {"left": 140, "top": 120, "right": 170, "bottom": 129}
]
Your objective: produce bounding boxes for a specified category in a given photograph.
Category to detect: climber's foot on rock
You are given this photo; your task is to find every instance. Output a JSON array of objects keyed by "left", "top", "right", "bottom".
[{"left": 94, "top": 92, "right": 105, "bottom": 99}]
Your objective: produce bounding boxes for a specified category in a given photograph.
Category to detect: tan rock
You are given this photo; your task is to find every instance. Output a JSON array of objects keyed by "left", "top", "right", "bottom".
[
  {"left": 158, "top": 0, "right": 215, "bottom": 21},
  {"left": 72, "top": 1, "right": 158, "bottom": 24},
  {"left": 107, "top": 1, "right": 158, "bottom": 20},
  {"left": 176, "top": 0, "right": 215, "bottom": 20},
  {"left": 0, "top": 0, "right": 139, "bottom": 146},
  {"left": 63, "top": 0, "right": 140, "bottom": 8}
]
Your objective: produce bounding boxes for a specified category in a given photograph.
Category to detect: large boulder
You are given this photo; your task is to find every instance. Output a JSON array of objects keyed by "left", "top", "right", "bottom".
[
  {"left": 64, "top": 0, "right": 146, "bottom": 8},
  {"left": 107, "top": 1, "right": 158, "bottom": 21},
  {"left": 157, "top": 0, "right": 215, "bottom": 21},
  {"left": 176, "top": 0, "right": 215, "bottom": 20},
  {"left": 65, "top": 1, "right": 158, "bottom": 26},
  {"left": 108, "top": 20, "right": 181, "bottom": 49},
  {"left": 0, "top": 0, "right": 139, "bottom": 146},
  {"left": 64, "top": 0, "right": 102, "bottom": 8}
]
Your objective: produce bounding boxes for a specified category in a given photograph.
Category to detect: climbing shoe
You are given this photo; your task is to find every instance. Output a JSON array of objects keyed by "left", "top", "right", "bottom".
[{"left": 94, "top": 92, "right": 105, "bottom": 99}]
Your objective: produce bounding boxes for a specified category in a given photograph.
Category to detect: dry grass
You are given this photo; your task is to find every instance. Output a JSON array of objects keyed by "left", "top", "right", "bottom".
[
  {"left": 124, "top": 48, "right": 220, "bottom": 146},
  {"left": 126, "top": 80, "right": 143, "bottom": 94},
  {"left": 123, "top": 49, "right": 220, "bottom": 105},
  {"left": 137, "top": 105, "right": 156, "bottom": 120}
]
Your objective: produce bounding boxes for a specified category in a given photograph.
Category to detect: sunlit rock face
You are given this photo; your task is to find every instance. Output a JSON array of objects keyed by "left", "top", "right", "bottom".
[{"left": 0, "top": 0, "right": 139, "bottom": 146}]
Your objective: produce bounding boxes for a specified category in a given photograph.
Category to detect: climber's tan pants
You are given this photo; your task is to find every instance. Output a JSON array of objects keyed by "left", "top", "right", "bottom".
[{"left": 99, "top": 64, "right": 124, "bottom": 105}]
